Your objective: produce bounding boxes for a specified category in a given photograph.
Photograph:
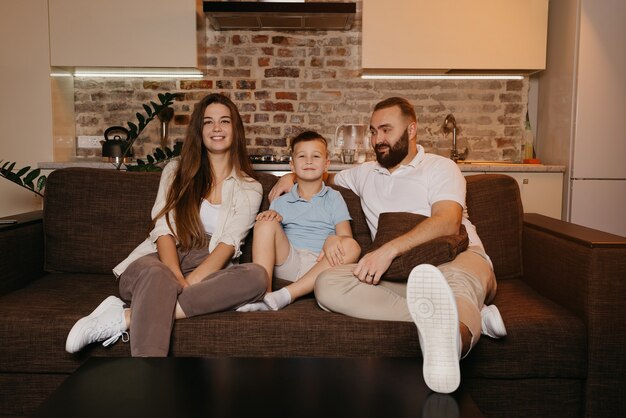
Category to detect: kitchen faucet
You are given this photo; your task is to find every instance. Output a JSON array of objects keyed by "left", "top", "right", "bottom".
[{"left": 443, "top": 113, "right": 468, "bottom": 162}]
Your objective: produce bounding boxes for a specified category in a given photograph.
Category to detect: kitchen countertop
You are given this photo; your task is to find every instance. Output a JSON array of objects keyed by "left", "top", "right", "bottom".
[
  {"left": 453, "top": 162, "right": 565, "bottom": 172},
  {"left": 36, "top": 159, "right": 359, "bottom": 172},
  {"left": 38, "top": 159, "right": 566, "bottom": 173}
]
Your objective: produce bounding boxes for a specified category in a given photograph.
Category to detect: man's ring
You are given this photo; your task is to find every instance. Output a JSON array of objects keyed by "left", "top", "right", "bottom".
[{"left": 368, "top": 273, "right": 375, "bottom": 277}]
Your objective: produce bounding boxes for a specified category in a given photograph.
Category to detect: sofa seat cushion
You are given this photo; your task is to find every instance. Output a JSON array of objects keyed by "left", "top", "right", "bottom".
[
  {"left": 0, "top": 273, "right": 127, "bottom": 374},
  {"left": 464, "top": 279, "right": 587, "bottom": 379},
  {"left": 0, "top": 275, "right": 586, "bottom": 380}
]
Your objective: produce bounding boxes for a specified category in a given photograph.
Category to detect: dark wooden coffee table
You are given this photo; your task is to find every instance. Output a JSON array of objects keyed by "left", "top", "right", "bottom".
[{"left": 33, "top": 357, "right": 483, "bottom": 418}]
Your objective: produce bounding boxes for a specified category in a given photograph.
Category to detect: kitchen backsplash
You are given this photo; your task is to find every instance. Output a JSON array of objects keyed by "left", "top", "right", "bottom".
[{"left": 74, "top": 1, "right": 528, "bottom": 161}]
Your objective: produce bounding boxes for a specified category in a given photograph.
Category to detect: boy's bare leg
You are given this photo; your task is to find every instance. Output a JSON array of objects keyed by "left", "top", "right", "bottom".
[
  {"left": 252, "top": 219, "right": 291, "bottom": 292},
  {"left": 265, "top": 237, "right": 361, "bottom": 309}
]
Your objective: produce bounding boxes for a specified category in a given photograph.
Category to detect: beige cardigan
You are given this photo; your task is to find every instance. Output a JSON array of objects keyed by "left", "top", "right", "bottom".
[{"left": 113, "top": 160, "right": 263, "bottom": 277}]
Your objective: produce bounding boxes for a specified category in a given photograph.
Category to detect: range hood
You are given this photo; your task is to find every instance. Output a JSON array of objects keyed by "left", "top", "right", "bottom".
[{"left": 203, "top": 1, "right": 356, "bottom": 31}]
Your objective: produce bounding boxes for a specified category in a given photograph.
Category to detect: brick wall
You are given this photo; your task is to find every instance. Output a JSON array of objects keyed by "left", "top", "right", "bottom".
[{"left": 75, "top": 1, "right": 529, "bottom": 162}]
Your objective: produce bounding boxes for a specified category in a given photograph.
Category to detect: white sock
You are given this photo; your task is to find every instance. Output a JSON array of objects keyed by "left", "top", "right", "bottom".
[
  {"left": 236, "top": 302, "right": 270, "bottom": 312},
  {"left": 122, "top": 308, "right": 132, "bottom": 330},
  {"left": 263, "top": 288, "right": 291, "bottom": 311}
]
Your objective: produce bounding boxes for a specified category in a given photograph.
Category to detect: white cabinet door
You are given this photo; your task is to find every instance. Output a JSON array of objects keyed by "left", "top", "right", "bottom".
[
  {"left": 571, "top": 180, "right": 626, "bottom": 237},
  {"left": 49, "top": 0, "right": 197, "bottom": 68},
  {"left": 464, "top": 172, "right": 563, "bottom": 219},
  {"left": 362, "top": 0, "right": 548, "bottom": 74},
  {"left": 571, "top": 0, "right": 626, "bottom": 179},
  {"left": 505, "top": 172, "right": 563, "bottom": 219}
]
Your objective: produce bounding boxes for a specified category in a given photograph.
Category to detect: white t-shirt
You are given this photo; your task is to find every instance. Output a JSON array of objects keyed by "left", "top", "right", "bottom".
[
  {"left": 334, "top": 145, "right": 485, "bottom": 250},
  {"left": 200, "top": 199, "right": 221, "bottom": 235}
]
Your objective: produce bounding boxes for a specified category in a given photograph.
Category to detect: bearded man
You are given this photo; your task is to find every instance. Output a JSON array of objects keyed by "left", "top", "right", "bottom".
[{"left": 268, "top": 97, "right": 505, "bottom": 394}]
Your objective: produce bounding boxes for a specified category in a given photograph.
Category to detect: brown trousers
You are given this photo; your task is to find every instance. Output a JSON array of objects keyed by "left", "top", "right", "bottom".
[{"left": 119, "top": 246, "right": 266, "bottom": 356}]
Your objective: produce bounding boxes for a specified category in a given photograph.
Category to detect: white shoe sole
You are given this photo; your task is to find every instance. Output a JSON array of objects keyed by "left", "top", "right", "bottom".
[
  {"left": 407, "top": 264, "right": 460, "bottom": 394},
  {"left": 65, "top": 296, "right": 123, "bottom": 353}
]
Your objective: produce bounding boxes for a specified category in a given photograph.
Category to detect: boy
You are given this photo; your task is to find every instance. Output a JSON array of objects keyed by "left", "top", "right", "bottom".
[{"left": 238, "top": 131, "right": 360, "bottom": 311}]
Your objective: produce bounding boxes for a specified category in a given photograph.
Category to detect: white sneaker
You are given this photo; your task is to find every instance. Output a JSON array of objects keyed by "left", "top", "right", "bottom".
[
  {"left": 481, "top": 304, "right": 507, "bottom": 338},
  {"left": 407, "top": 264, "right": 460, "bottom": 394},
  {"left": 65, "top": 296, "right": 129, "bottom": 353}
]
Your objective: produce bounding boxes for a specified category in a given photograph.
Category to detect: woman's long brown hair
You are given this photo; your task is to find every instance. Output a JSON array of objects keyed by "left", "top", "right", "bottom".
[{"left": 154, "top": 93, "right": 256, "bottom": 250}]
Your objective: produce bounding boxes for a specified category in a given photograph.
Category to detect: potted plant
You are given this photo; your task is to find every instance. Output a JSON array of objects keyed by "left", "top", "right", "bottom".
[{"left": 1, "top": 92, "right": 183, "bottom": 196}]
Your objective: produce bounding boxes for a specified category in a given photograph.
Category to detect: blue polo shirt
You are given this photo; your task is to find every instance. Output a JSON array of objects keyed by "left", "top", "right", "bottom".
[{"left": 270, "top": 183, "right": 352, "bottom": 253}]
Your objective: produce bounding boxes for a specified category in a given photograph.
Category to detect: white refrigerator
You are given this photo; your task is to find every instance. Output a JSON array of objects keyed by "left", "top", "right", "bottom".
[{"left": 537, "top": 0, "right": 626, "bottom": 237}]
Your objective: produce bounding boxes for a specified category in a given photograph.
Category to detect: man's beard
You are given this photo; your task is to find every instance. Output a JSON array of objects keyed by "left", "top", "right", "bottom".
[{"left": 375, "top": 128, "right": 409, "bottom": 169}]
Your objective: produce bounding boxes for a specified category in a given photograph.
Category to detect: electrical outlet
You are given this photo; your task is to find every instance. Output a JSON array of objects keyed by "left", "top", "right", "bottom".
[{"left": 77, "top": 136, "right": 102, "bottom": 149}]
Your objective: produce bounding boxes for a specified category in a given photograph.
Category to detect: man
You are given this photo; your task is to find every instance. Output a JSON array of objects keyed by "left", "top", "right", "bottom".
[{"left": 269, "top": 97, "right": 505, "bottom": 393}]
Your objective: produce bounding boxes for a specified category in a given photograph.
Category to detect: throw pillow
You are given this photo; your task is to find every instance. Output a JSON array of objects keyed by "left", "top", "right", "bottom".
[{"left": 369, "top": 212, "right": 469, "bottom": 282}]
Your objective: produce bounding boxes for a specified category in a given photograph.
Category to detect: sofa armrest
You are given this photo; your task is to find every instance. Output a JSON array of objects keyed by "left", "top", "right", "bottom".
[
  {"left": 522, "top": 213, "right": 626, "bottom": 416},
  {"left": 0, "top": 211, "right": 45, "bottom": 296}
]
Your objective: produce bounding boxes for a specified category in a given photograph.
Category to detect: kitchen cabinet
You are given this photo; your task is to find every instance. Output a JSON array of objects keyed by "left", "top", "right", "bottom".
[
  {"left": 464, "top": 172, "right": 563, "bottom": 219},
  {"left": 48, "top": 0, "right": 197, "bottom": 68},
  {"left": 0, "top": 0, "right": 54, "bottom": 217},
  {"left": 362, "top": 0, "right": 548, "bottom": 75}
]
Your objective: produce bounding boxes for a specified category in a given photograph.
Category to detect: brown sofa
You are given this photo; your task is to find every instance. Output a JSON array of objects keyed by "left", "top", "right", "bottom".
[{"left": 1, "top": 167, "right": 625, "bottom": 417}]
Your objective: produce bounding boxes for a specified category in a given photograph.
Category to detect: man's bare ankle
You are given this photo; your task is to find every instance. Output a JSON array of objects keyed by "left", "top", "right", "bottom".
[{"left": 460, "top": 322, "right": 472, "bottom": 358}]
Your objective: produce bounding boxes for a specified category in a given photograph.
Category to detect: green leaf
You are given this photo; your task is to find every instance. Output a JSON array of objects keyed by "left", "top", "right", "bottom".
[
  {"left": 155, "top": 148, "right": 166, "bottom": 160},
  {"left": 150, "top": 101, "right": 159, "bottom": 111},
  {"left": 8, "top": 173, "right": 22, "bottom": 185},
  {"left": 136, "top": 113, "right": 145, "bottom": 125},
  {"left": 136, "top": 159, "right": 146, "bottom": 165},
  {"left": 158, "top": 93, "right": 166, "bottom": 103},
  {"left": 165, "top": 147, "right": 173, "bottom": 158},
  {"left": 37, "top": 176, "right": 46, "bottom": 192},
  {"left": 127, "top": 122, "right": 138, "bottom": 133},
  {"left": 24, "top": 168, "right": 40, "bottom": 184},
  {"left": 24, "top": 181, "right": 34, "bottom": 189},
  {"left": 6, "top": 162, "right": 15, "bottom": 173},
  {"left": 143, "top": 104, "right": 152, "bottom": 116},
  {"left": 15, "top": 166, "right": 30, "bottom": 177},
  {"left": 147, "top": 155, "right": 155, "bottom": 164}
]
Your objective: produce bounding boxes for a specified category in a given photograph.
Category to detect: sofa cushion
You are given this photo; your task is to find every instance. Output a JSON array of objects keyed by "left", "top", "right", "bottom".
[
  {"left": 44, "top": 168, "right": 161, "bottom": 274},
  {"left": 465, "top": 174, "right": 523, "bottom": 280},
  {"left": 368, "top": 212, "right": 469, "bottom": 281},
  {"left": 0, "top": 272, "right": 586, "bottom": 381},
  {"left": 333, "top": 185, "right": 372, "bottom": 253},
  {"left": 464, "top": 278, "right": 587, "bottom": 379}
]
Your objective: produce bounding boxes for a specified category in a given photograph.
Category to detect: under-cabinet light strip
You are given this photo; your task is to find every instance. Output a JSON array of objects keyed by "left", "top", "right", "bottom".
[
  {"left": 361, "top": 74, "right": 524, "bottom": 80},
  {"left": 51, "top": 68, "right": 204, "bottom": 79}
]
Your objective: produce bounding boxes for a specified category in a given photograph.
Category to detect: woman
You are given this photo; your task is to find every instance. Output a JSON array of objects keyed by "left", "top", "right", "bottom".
[{"left": 65, "top": 93, "right": 267, "bottom": 357}]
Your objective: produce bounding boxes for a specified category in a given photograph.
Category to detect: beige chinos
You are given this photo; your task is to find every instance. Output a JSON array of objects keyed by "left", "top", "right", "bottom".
[{"left": 314, "top": 245, "right": 496, "bottom": 345}]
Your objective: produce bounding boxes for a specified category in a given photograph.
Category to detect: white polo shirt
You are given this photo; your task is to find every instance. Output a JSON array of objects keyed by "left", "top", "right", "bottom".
[{"left": 334, "top": 145, "right": 484, "bottom": 249}]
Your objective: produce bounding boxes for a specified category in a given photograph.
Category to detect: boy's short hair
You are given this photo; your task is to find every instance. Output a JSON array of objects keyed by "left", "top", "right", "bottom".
[{"left": 289, "top": 131, "right": 328, "bottom": 155}]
